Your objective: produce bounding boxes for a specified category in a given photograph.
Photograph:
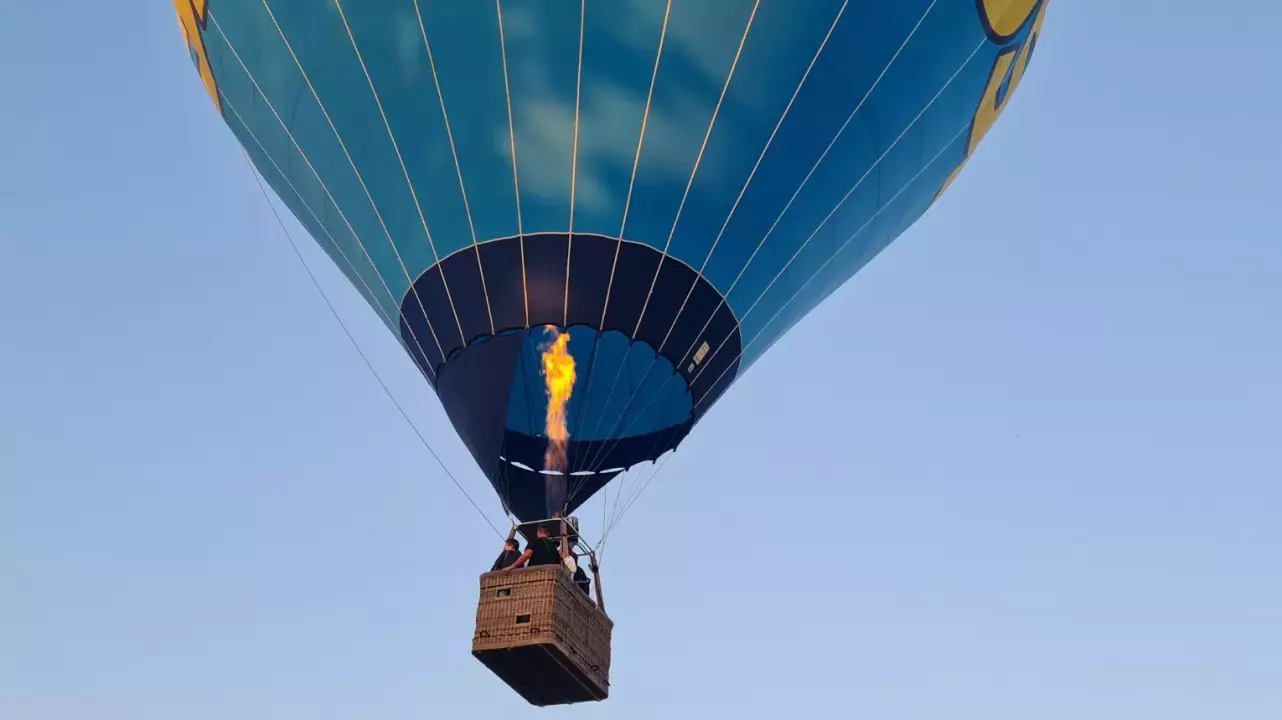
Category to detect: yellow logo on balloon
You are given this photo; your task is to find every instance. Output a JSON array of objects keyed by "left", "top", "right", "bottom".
[
  {"left": 935, "top": 0, "right": 1048, "bottom": 200},
  {"left": 173, "top": 0, "right": 221, "bottom": 114},
  {"left": 979, "top": 0, "right": 1043, "bottom": 42}
]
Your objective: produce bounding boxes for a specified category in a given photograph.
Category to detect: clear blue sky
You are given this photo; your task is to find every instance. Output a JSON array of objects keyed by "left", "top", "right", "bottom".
[{"left": 3, "top": 2, "right": 1280, "bottom": 719}]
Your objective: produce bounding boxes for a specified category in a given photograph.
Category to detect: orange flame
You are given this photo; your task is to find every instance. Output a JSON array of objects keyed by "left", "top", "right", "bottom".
[{"left": 540, "top": 326, "right": 576, "bottom": 473}]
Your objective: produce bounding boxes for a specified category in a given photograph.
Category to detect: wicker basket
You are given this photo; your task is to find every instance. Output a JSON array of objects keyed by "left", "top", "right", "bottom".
[{"left": 472, "top": 565, "right": 613, "bottom": 706}]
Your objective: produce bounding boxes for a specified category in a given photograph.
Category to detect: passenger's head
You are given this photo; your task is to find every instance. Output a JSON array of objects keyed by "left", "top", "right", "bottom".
[
  {"left": 504, "top": 538, "right": 519, "bottom": 551},
  {"left": 536, "top": 525, "right": 550, "bottom": 539}
]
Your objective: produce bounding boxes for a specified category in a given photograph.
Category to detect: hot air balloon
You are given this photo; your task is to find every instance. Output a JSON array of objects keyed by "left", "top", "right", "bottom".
[{"left": 174, "top": 0, "right": 1048, "bottom": 706}]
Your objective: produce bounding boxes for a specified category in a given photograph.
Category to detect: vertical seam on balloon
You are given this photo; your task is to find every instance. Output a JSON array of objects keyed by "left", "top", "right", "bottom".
[
  {"left": 578, "top": 0, "right": 671, "bottom": 471},
  {"left": 580, "top": 0, "right": 761, "bottom": 476},
  {"left": 256, "top": 0, "right": 449, "bottom": 367},
  {"left": 741, "top": 35, "right": 986, "bottom": 323},
  {"left": 565, "top": 0, "right": 599, "bottom": 477},
  {"left": 691, "top": 117, "right": 975, "bottom": 416},
  {"left": 688, "top": 34, "right": 985, "bottom": 390},
  {"left": 603, "top": 31, "right": 986, "bottom": 465},
  {"left": 582, "top": 0, "right": 940, "bottom": 476},
  {"left": 564, "top": 0, "right": 586, "bottom": 328},
  {"left": 655, "top": 0, "right": 851, "bottom": 359},
  {"left": 599, "top": 0, "right": 672, "bottom": 329},
  {"left": 582, "top": 0, "right": 851, "bottom": 476},
  {"left": 207, "top": 10, "right": 442, "bottom": 382},
  {"left": 671, "top": 0, "right": 940, "bottom": 383},
  {"left": 494, "top": 0, "right": 529, "bottom": 328},
  {"left": 332, "top": 0, "right": 468, "bottom": 350},
  {"left": 411, "top": 0, "right": 496, "bottom": 336},
  {"left": 631, "top": 0, "right": 760, "bottom": 340}
]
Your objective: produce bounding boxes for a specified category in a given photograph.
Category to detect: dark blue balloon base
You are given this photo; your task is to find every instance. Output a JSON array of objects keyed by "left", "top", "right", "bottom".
[{"left": 398, "top": 233, "right": 741, "bottom": 522}]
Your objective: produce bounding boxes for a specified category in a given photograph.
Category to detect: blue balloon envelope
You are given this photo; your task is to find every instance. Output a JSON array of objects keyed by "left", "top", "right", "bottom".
[{"left": 175, "top": 0, "right": 1049, "bottom": 521}]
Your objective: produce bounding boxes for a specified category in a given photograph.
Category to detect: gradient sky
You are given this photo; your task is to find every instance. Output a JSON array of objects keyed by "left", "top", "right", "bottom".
[{"left": 3, "top": 2, "right": 1280, "bottom": 719}]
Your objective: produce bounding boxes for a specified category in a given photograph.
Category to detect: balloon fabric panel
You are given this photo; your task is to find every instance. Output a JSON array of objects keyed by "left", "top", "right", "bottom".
[{"left": 175, "top": 0, "right": 1049, "bottom": 521}]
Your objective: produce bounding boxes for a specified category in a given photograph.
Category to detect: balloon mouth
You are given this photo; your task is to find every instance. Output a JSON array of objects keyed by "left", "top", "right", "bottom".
[
  {"left": 424, "top": 319, "right": 702, "bottom": 522},
  {"left": 399, "top": 232, "right": 743, "bottom": 522},
  {"left": 494, "top": 428, "right": 689, "bottom": 523},
  {"left": 499, "top": 419, "right": 692, "bottom": 480}
]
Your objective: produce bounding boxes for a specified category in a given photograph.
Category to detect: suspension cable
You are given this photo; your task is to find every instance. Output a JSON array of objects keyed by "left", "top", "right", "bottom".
[{"left": 242, "top": 150, "right": 503, "bottom": 538}]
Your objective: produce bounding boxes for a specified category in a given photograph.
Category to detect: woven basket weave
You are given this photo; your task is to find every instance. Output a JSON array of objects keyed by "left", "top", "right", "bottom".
[{"left": 472, "top": 565, "right": 613, "bottom": 706}]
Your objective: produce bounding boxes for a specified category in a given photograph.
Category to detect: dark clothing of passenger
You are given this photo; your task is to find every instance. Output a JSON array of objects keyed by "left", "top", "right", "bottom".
[
  {"left": 491, "top": 548, "right": 522, "bottom": 571},
  {"left": 573, "top": 566, "right": 591, "bottom": 596},
  {"left": 527, "top": 536, "right": 561, "bottom": 567}
]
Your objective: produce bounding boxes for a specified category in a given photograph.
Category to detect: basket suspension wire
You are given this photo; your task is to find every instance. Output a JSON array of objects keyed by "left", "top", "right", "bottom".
[
  {"left": 565, "top": 348, "right": 678, "bottom": 514},
  {"left": 241, "top": 150, "right": 504, "bottom": 539},
  {"left": 604, "top": 454, "right": 672, "bottom": 553},
  {"left": 595, "top": 416, "right": 683, "bottom": 549},
  {"left": 601, "top": 407, "right": 689, "bottom": 555},
  {"left": 602, "top": 433, "right": 668, "bottom": 533},
  {"left": 600, "top": 456, "right": 669, "bottom": 556},
  {"left": 559, "top": 355, "right": 642, "bottom": 513},
  {"left": 564, "top": 402, "right": 679, "bottom": 553}
]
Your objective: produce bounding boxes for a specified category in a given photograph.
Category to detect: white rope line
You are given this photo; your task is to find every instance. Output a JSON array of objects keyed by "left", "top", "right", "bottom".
[
  {"left": 582, "top": 380, "right": 683, "bottom": 480},
  {"left": 258, "top": 0, "right": 449, "bottom": 366},
  {"left": 606, "top": 424, "right": 679, "bottom": 531},
  {"left": 574, "top": 347, "right": 649, "bottom": 475},
  {"left": 574, "top": 1, "right": 672, "bottom": 478},
  {"left": 631, "top": 0, "right": 760, "bottom": 338},
  {"left": 577, "top": 2, "right": 939, "bottom": 477},
  {"left": 654, "top": 0, "right": 850, "bottom": 356},
  {"left": 240, "top": 149, "right": 503, "bottom": 539},
  {"left": 599, "top": 0, "right": 672, "bottom": 329},
  {"left": 602, "top": 117, "right": 974, "bottom": 540},
  {"left": 564, "top": 0, "right": 586, "bottom": 327},
  {"left": 601, "top": 465, "right": 637, "bottom": 546},
  {"left": 688, "top": 33, "right": 984, "bottom": 390},
  {"left": 572, "top": 396, "right": 684, "bottom": 511},
  {"left": 692, "top": 117, "right": 976, "bottom": 419},
  {"left": 411, "top": 0, "right": 496, "bottom": 335},
  {"left": 584, "top": 3, "right": 760, "bottom": 474},
  {"left": 207, "top": 11, "right": 441, "bottom": 383},
  {"left": 601, "top": 449, "right": 673, "bottom": 552},
  {"left": 494, "top": 0, "right": 530, "bottom": 328},
  {"left": 588, "top": 34, "right": 983, "bottom": 483},
  {"left": 670, "top": 0, "right": 941, "bottom": 380},
  {"left": 574, "top": 0, "right": 849, "bottom": 485},
  {"left": 333, "top": 0, "right": 468, "bottom": 347}
]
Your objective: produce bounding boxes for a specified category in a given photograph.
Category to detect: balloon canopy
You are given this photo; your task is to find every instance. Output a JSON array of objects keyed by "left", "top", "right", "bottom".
[{"left": 175, "top": 0, "right": 1049, "bottom": 522}]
